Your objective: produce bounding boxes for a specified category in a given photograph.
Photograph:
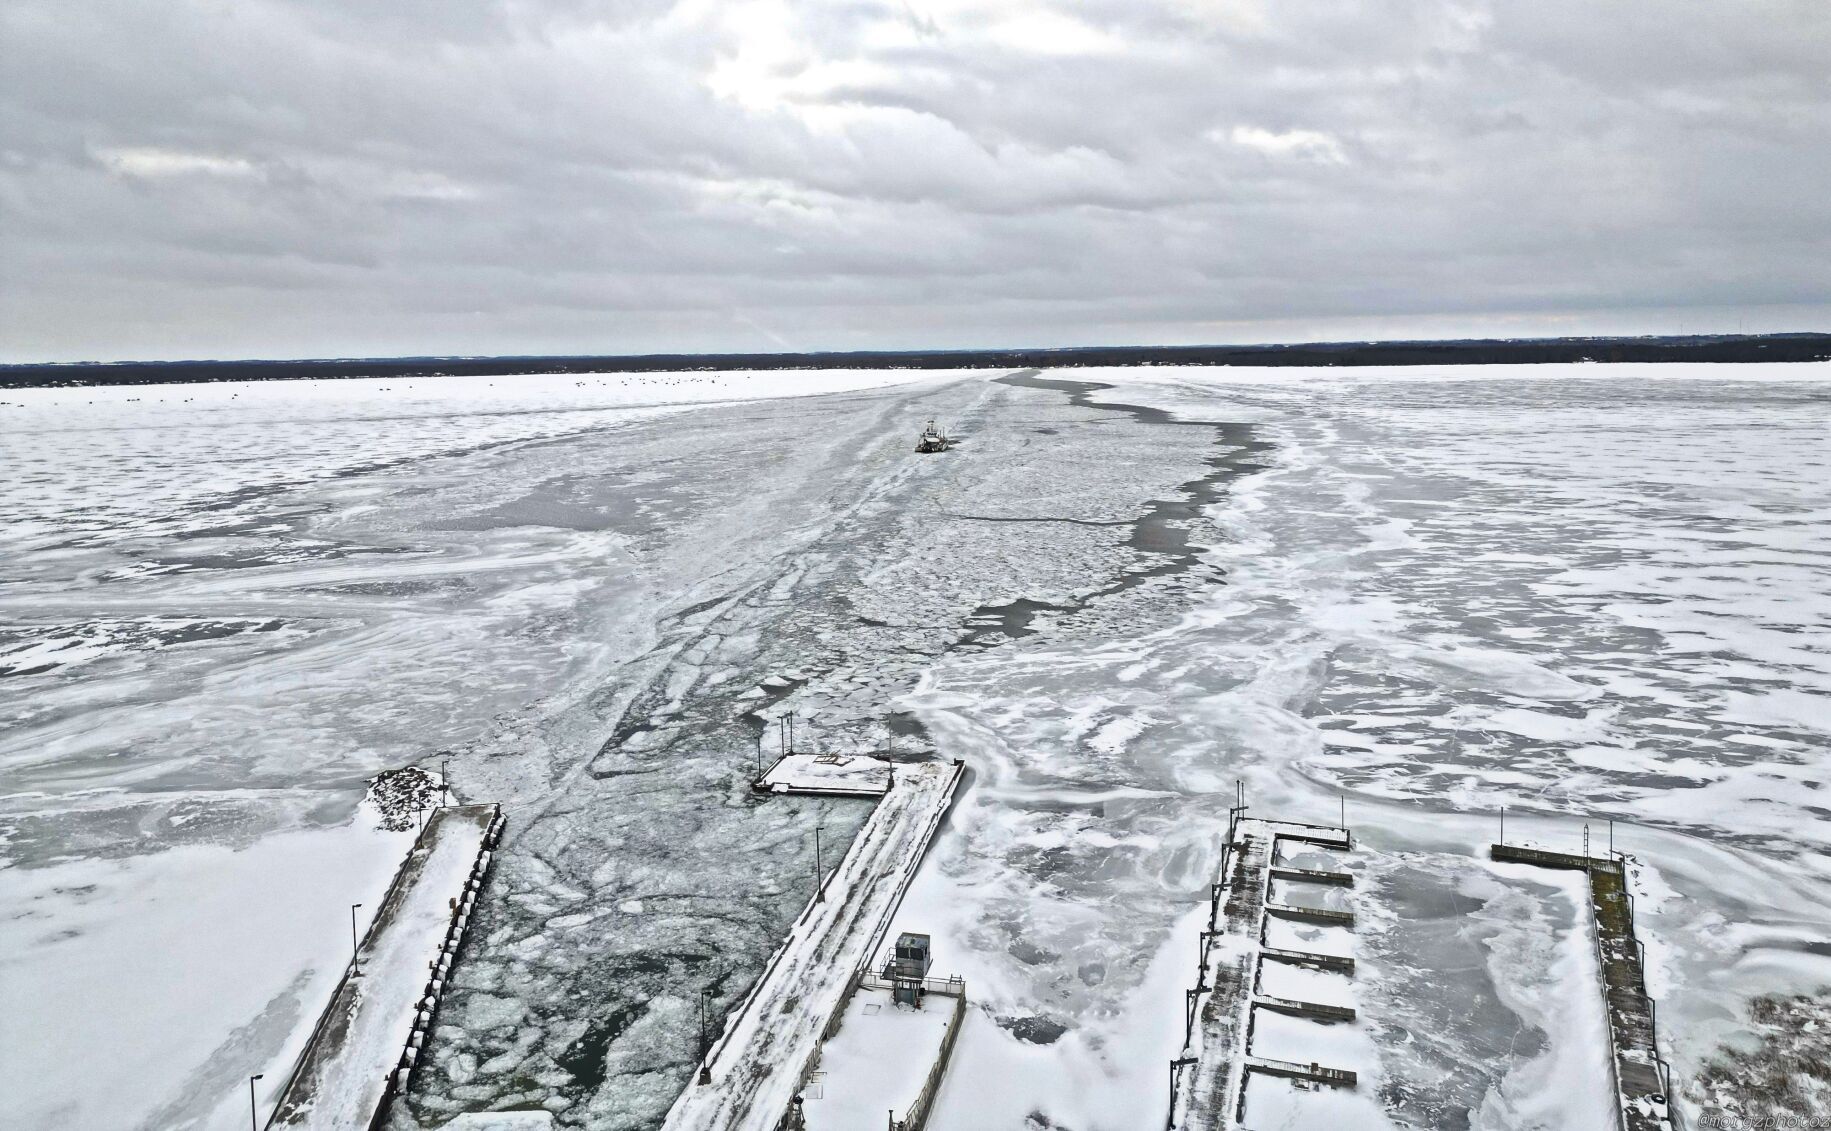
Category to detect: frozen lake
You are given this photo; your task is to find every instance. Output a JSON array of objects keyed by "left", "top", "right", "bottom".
[{"left": 2, "top": 364, "right": 1827, "bottom": 1130}]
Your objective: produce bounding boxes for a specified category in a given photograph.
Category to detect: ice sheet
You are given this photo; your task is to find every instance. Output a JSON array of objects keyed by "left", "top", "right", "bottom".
[{"left": 8, "top": 361, "right": 1830, "bottom": 1130}]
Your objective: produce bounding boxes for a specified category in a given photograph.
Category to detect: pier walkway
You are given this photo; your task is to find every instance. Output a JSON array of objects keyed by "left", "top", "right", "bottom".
[
  {"left": 1491, "top": 843, "right": 1677, "bottom": 1131},
  {"left": 268, "top": 804, "right": 504, "bottom": 1131},
  {"left": 663, "top": 759, "right": 963, "bottom": 1131}
]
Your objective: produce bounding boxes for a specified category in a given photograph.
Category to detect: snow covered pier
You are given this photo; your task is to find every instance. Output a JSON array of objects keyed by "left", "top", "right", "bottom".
[
  {"left": 267, "top": 804, "right": 504, "bottom": 1131},
  {"left": 1490, "top": 843, "right": 1677, "bottom": 1131},
  {"left": 801, "top": 972, "right": 966, "bottom": 1131},
  {"left": 755, "top": 751, "right": 895, "bottom": 798},
  {"left": 663, "top": 759, "right": 964, "bottom": 1131},
  {"left": 1167, "top": 807, "right": 1360, "bottom": 1130}
]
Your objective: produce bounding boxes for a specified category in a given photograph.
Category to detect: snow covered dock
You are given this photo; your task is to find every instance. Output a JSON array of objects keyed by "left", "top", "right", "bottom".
[
  {"left": 1490, "top": 843, "right": 1677, "bottom": 1131},
  {"left": 663, "top": 759, "right": 964, "bottom": 1131},
  {"left": 267, "top": 804, "right": 504, "bottom": 1130},
  {"left": 756, "top": 751, "right": 895, "bottom": 797},
  {"left": 1169, "top": 810, "right": 1358, "bottom": 1130},
  {"left": 802, "top": 976, "right": 966, "bottom": 1131}
]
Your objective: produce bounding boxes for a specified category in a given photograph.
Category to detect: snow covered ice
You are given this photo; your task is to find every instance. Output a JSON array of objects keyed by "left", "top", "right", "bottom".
[{"left": 3, "top": 363, "right": 1829, "bottom": 1130}]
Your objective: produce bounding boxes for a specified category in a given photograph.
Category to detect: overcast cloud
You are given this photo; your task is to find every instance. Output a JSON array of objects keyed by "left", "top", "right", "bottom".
[{"left": 3, "top": 0, "right": 1829, "bottom": 361}]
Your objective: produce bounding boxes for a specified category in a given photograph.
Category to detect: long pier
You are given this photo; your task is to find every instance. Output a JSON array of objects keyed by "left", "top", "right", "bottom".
[
  {"left": 662, "top": 759, "right": 964, "bottom": 1131},
  {"left": 267, "top": 804, "right": 504, "bottom": 1131},
  {"left": 1490, "top": 844, "right": 1678, "bottom": 1131}
]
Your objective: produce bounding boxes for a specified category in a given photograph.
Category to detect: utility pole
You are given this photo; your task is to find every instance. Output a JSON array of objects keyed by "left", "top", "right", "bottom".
[
  {"left": 814, "top": 826, "right": 824, "bottom": 903},
  {"left": 441, "top": 757, "right": 451, "bottom": 807},
  {"left": 249, "top": 1073, "right": 263, "bottom": 1131},
  {"left": 351, "top": 904, "right": 363, "bottom": 974},
  {"left": 787, "top": 712, "right": 796, "bottom": 754}
]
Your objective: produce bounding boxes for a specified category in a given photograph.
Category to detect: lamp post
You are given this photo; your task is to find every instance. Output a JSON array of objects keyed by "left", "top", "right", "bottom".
[
  {"left": 697, "top": 986, "right": 716, "bottom": 1084},
  {"left": 249, "top": 1073, "right": 263, "bottom": 1131},
  {"left": 351, "top": 904, "right": 363, "bottom": 974}
]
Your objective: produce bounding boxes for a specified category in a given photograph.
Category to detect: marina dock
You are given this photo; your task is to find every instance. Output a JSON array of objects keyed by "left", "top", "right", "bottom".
[{"left": 1168, "top": 806, "right": 1359, "bottom": 1130}]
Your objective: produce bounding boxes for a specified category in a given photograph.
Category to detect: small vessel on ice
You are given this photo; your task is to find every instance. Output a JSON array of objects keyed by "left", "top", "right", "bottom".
[{"left": 915, "top": 419, "right": 951, "bottom": 453}]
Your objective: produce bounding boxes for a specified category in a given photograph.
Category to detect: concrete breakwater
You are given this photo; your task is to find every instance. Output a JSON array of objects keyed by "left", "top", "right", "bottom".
[{"left": 267, "top": 805, "right": 505, "bottom": 1131}]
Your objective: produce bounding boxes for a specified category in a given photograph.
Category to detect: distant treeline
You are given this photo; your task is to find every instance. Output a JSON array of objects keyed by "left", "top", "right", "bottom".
[{"left": 5, "top": 333, "right": 1830, "bottom": 388}]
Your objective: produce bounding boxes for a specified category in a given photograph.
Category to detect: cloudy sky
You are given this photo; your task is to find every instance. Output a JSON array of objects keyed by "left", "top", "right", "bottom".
[{"left": 3, "top": 0, "right": 1829, "bottom": 362}]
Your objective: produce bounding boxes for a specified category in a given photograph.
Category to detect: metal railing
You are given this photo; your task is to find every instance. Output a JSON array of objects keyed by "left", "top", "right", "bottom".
[{"left": 856, "top": 972, "right": 966, "bottom": 998}]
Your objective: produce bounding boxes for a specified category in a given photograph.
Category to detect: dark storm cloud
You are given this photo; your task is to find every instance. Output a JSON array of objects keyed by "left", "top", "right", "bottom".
[{"left": 2, "top": 0, "right": 1828, "bottom": 360}]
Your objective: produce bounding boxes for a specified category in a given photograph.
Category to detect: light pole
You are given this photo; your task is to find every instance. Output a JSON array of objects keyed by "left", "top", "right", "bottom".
[
  {"left": 249, "top": 1073, "right": 263, "bottom": 1131},
  {"left": 814, "top": 826, "right": 824, "bottom": 904},
  {"left": 350, "top": 904, "right": 363, "bottom": 974},
  {"left": 697, "top": 986, "right": 716, "bottom": 1083}
]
